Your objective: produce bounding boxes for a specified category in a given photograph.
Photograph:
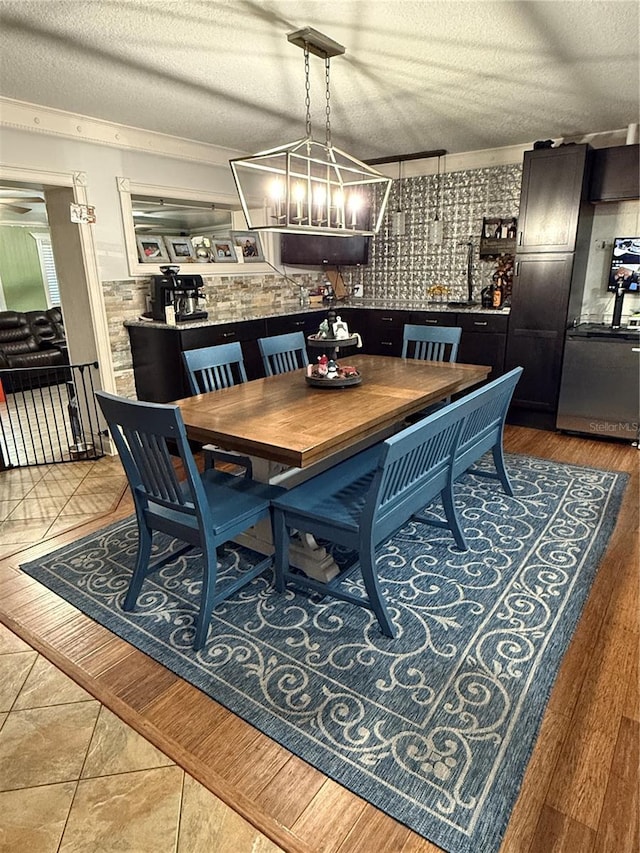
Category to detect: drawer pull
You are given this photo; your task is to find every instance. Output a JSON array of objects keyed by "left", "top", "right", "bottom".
[
  {"left": 221, "top": 332, "right": 236, "bottom": 338},
  {"left": 294, "top": 321, "right": 305, "bottom": 326},
  {"left": 425, "top": 319, "right": 438, "bottom": 324},
  {"left": 632, "top": 347, "right": 640, "bottom": 353},
  {"left": 473, "top": 321, "right": 488, "bottom": 327},
  {"left": 381, "top": 341, "right": 393, "bottom": 346},
  {"left": 381, "top": 317, "right": 394, "bottom": 322}
]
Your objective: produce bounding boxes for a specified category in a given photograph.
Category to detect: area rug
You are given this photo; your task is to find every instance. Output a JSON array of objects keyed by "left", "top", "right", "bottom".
[{"left": 20, "top": 453, "right": 627, "bottom": 853}]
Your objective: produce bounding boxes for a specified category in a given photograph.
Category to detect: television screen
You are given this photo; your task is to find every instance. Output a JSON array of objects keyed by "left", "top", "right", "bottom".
[
  {"left": 280, "top": 234, "right": 370, "bottom": 267},
  {"left": 608, "top": 237, "right": 640, "bottom": 293}
]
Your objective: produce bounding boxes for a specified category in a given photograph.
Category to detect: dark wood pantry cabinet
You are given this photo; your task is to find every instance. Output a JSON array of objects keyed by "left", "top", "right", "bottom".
[{"left": 505, "top": 144, "right": 593, "bottom": 429}]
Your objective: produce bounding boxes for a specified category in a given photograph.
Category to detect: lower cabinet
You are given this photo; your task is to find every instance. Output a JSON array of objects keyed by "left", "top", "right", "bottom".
[
  {"left": 359, "top": 310, "right": 410, "bottom": 356},
  {"left": 127, "top": 318, "right": 268, "bottom": 402},
  {"left": 127, "top": 307, "right": 509, "bottom": 405},
  {"left": 457, "top": 313, "right": 508, "bottom": 378}
]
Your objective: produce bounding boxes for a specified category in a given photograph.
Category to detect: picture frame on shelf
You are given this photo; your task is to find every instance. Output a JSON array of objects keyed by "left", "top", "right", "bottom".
[
  {"left": 211, "top": 238, "right": 238, "bottom": 262},
  {"left": 136, "top": 235, "right": 170, "bottom": 263},
  {"left": 231, "top": 231, "right": 264, "bottom": 263},
  {"left": 165, "top": 235, "right": 196, "bottom": 263}
]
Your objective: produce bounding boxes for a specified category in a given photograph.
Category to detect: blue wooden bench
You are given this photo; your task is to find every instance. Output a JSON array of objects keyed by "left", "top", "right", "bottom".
[{"left": 271, "top": 367, "right": 522, "bottom": 637}]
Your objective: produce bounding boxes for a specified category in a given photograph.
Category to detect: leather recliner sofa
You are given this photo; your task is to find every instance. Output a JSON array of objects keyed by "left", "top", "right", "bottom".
[{"left": 0, "top": 307, "right": 69, "bottom": 391}]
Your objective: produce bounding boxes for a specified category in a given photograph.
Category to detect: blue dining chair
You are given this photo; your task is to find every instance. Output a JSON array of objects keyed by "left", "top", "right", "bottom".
[
  {"left": 258, "top": 332, "right": 309, "bottom": 376},
  {"left": 182, "top": 342, "right": 253, "bottom": 477},
  {"left": 401, "top": 323, "right": 462, "bottom": 362},
  {"left": 402, "top": 323, "right": 463, "bottom": 420},
  {"left": 95, "top": 391, "right": 284, "bottom": 650}
]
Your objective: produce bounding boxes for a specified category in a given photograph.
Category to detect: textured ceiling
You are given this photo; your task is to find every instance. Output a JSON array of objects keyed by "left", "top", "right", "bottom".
[{"left": 0, "top": 0, "right": 638, "bottom": 161}]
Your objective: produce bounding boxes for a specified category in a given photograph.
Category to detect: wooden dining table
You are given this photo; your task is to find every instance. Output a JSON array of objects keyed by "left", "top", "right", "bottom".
[
  {"left": 175, "top": 354, "right": 490, "bottom": 470},
  {"left": 174, "top": 354, "right": 490, "bottom": 581}
]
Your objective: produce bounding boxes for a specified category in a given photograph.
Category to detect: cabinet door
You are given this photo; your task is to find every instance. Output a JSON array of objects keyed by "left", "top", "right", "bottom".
[
  {"left": 589, "top": 144, "right": 640, "bottom": 202},
  {"left": 266, "top": 311, "right": 321, "bottom": 337},
  {"left": 504, "top": 254, "right": 574, "bottom": 412},
  {"left": 457, "top": 313, "right": 509, "bottom": 378},
  {"left": 362, "top": 310, "right": 410, "bottom": 356},
  {"left": 128, "top": 326, "right": 185, "bottom": 403},
  {"left": 408, "top": 311, "right": 458, "bottom": 327},
  {"left": 517, "top": 145, "right": 589, "bottom": 253}
]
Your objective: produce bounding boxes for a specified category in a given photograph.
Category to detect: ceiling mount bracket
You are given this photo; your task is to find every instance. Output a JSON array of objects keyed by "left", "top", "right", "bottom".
[{"left": 287, "top": 27, "right": 345, "bottom": 58}]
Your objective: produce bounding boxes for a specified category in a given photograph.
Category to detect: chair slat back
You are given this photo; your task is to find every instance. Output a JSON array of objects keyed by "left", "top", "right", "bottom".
[
  {"left": 258, "top": 332, "right": 309, "bottom": 376},
  {"left": 182, "top": 342, "right": 248, "bottom": 395},
  {"left": 401, "top": 324, "right": 462, "bottom": 362},
  {"left": 362, "top": 405, "right": 464, "bottom": 545},
  {"left": 96, "top": 391, "right": 202, "bottom": 517},
  {"left": 452, "top": 367, "right": 523, "bottom": 478}
]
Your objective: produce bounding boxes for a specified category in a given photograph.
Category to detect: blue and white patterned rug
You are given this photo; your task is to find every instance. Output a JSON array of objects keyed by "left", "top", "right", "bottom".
[{"left": 20, "top": 453, "right": 627, "bottom": 853}]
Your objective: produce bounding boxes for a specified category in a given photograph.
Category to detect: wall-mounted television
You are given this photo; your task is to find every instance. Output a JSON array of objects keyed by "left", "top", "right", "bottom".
[
  {"left": 608, "top": 237, "right": 640, "bottom": 293},
  {"left": 280, "top": 234, "right": 370, "bottom": 267}
]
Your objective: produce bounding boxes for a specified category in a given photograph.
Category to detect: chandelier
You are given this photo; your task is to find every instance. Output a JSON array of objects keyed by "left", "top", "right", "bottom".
[{"left": 230, "top": 27, "right": 392, "bottom": 237}]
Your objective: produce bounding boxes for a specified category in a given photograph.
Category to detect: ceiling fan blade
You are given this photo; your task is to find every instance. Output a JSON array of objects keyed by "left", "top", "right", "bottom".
[
  {"left": 0, "top": 196, "right": 44, "bottom": 204},
  {"left": 0, "top": 204, "right": 32, "bottom": 214}
]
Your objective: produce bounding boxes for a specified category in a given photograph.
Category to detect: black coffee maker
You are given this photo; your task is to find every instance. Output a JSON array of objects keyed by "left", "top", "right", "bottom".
[{"left": 151, "top": 266, "right": 208, "bottom": 323}]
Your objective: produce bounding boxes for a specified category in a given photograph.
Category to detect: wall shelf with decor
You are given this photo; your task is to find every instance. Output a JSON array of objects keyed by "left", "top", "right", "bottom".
[
  {"left": 117, "top": 177, "right": 274, "bottom": 277},
  {"left": 479, "top": 216, "right": 517, "bottom": 257}
]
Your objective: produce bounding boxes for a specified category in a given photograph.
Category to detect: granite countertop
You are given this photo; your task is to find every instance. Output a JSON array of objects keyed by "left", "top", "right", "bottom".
[{"left": 124, "top": 300, "right": 509, "bottom": 330}]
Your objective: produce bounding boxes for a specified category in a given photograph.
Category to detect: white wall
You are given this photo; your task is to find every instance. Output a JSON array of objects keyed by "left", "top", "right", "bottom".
[
  {"left": 0, "top": 125, "right": 235, "bottom": 282},
  {"left": 581, "top": 199, "right": 640, "bottom": 323}
]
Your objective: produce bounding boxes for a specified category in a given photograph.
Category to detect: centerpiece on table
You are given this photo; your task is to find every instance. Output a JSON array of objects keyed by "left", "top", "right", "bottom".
[{"left": 305, "top": 309, "right": 363, "bottom": 388}]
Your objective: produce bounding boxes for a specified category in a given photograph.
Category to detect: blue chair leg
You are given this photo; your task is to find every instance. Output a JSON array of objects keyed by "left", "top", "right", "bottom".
[
  {"left": 193, "top": 542, "right": 220, "bottom": 650},
  {"left": 273, "top": 509, "right": 289, "bottom": 594},
  {"left": 442, "top": 485, "right": 469, "bottom": 552},
  {"left": 492, "top": 444, "right": 514, "bottom": 496},
  {"left": 359, "top": 545, "right": 395, "bottom": 638},
  {"left": 124, "top": 522, "right": 153, "bottom": 611}
]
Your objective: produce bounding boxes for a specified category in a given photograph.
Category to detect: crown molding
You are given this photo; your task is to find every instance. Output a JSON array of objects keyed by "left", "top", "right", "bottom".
[{"left": 0, "top": 97, "right": 246, "bottom": 166}]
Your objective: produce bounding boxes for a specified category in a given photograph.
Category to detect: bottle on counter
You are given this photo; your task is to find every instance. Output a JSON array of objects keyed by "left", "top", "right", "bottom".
[{"left": 492, "top": 277, "right": 503, "bottom": 308}]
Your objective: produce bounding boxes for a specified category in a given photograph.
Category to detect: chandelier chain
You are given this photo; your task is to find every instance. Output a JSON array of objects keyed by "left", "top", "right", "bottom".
[
  {"left": 304, "top": 44, "right": 312, "bottom": 138},
  {"left": 325, "top": 55, "right": 332, "bottom": 147}
]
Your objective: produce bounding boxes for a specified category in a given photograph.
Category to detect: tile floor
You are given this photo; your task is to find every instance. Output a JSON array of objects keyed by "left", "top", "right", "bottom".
[
  {"left": 0, "top": 456, "right": 128, "bottom": 556},
  {"left": 0, "top": 457, "right": 284, "bottom": 852}
]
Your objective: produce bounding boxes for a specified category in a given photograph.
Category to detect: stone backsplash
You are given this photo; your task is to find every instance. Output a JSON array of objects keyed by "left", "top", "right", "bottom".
[{"left": 102, "top": 271, "right": 327, "bottom": 397}]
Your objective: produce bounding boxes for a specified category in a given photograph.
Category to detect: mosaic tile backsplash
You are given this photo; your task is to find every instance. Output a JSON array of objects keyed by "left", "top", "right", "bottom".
[{"left": 343, "top": 163, "right": 523, "bottom": 303}]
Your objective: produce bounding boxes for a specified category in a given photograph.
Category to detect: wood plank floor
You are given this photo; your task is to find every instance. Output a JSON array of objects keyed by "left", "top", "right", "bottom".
[{"left": 0, "top": 426, "right": 637, "bottom": 853}]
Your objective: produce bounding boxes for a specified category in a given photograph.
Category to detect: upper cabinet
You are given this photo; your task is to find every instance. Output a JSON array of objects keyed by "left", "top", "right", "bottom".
[
  {"left": 516, "top": 145, "right": 590, "bottom": 254},
  {"left": 589, "top": 144, "right": 640, "bottom": 202}
]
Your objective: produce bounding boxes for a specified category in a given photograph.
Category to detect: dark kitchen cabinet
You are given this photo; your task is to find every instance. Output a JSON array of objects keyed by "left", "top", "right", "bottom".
[
  {"left": 127, "top": 317, "right": 268, "bottom": 402},
  {"left": 457, "top": 312, "right": 508, "bottom": 379},
  {"left": 589, "top": 144, "right": 640, "bottom": 202},
  {"left": 505, "top": 253, "right": 575, "bottom": 420},
  {"left": 265, "top": 311, "right": 321, "bottom": 337},
  {"left": 182, "top": 318, "right": 266, "bottom": 382},
  {"left": 516, "top": 145, "right": 591, "bottom": 253},
  {"left": 506, "top": 144, "right": 593, "bottom": 429},
  {"left": 361, "top": 309, "right": 411, "bottom": 356}
]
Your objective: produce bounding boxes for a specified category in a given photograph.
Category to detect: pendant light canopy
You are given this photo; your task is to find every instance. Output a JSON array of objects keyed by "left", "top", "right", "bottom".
[{"left": 230, "top": 27, "right": 392, "bottom": 237}]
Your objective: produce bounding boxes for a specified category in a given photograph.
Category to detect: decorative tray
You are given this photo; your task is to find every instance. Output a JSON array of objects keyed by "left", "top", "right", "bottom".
[
  {"left": 307, "top": 334, "right": 360, "bottom": 348},
  {"left": 305, "top": 373, "right": 362, "bottom": 388}
]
